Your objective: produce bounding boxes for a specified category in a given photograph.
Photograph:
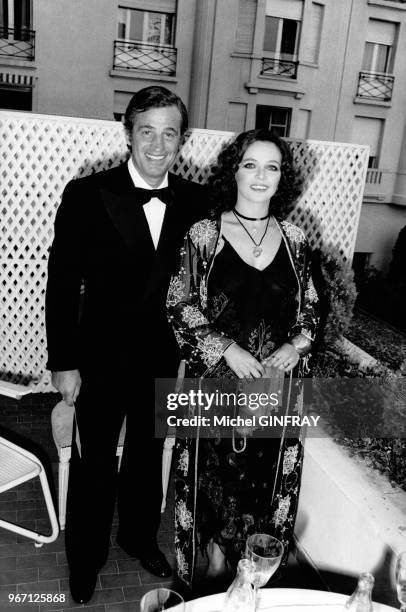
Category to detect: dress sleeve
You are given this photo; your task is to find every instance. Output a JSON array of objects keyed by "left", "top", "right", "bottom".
[
  {"left": 167, "top": 230, "right": 234, "bottom": 375},
  {"left": 289, "top": 240, "right": 320, "bottom": 349}
]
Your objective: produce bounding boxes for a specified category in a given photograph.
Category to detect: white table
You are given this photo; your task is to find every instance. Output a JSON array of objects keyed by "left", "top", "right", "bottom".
[{"left": 186, "top": 587, "right": 397, "bottom": 611}]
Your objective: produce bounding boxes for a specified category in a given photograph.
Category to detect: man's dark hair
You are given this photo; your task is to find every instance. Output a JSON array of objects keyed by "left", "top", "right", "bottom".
[{"left": 124, "top": 86, "right": 188, "bottom": 136}]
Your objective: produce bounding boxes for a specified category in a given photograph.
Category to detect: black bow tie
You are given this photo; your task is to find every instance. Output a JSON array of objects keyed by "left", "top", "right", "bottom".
[{"left": 134, "top": 187, "right": 173, "bottom": 207}]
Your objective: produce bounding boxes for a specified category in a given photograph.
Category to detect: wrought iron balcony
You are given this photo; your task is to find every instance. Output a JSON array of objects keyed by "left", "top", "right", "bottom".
[
  {"left": 113, "top": 40, "right": 176, "bottom": 75},
  {"left": 261, "top": 57, "right": 298, "bottom": 79},
  {"left": 357, "top": 71, "right": 394, "bottom": 101},
  {"left": 0, "top": 27, "right": 35, "bottom": 61}
]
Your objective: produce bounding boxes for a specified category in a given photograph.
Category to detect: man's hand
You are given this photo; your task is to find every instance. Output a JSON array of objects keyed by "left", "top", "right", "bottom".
[
  {"left": 223, "top": 343, "right": 265, "bottom": 378},
  {"left": 51, "top": 370, "right": 81, "bottom": 406}
]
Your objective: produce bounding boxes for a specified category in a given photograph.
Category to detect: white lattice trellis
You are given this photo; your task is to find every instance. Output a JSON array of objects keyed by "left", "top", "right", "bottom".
[{"left": 0, "top": 111, "right": 368, "bottom": 392}]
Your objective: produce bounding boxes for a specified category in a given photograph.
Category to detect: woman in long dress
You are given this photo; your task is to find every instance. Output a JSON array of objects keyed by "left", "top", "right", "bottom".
[{"left": 166, "top": 129, "right": 319, "bottom": 587}]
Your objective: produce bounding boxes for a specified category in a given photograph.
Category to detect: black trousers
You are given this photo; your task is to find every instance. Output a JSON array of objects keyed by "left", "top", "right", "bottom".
[{"left": 65, "top": 374, "right": 167, "bottom": 575}]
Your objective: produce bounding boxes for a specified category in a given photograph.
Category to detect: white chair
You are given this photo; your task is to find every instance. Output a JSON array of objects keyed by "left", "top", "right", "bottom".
[
  {"left": 0, "top": 436, "right": 59, "bottom": 547},
  {"left": 51, "top": 401, "right": 126, "bottom": 530},
  {"left": 0, "top": 380, "right": 32, "bottom": 400},
  {"left": 52, "top": 404, "right": 176, "bottom": 527},
  {"left": 161, "top": 433, "right": 175, "bottom": 513},
  {"left": 160, "top": 359, "right": 185, "bottom": 512},
  {"left": 51, "top": 360, "right": 186, "bottom": 528}
]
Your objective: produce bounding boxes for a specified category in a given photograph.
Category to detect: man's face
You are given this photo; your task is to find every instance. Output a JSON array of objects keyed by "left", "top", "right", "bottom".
[{"left": 128, "top": 105, "right": 182, "bottom": 187}]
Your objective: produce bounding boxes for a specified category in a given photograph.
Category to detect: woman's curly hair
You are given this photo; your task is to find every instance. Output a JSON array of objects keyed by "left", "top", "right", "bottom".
[{"left": 207, "top": 129, "right": 303, "bottom": 219}]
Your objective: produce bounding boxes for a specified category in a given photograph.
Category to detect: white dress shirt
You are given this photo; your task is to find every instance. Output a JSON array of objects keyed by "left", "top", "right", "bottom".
[{"left": 127, "top": 157, "right": 168, "bottom": 249}]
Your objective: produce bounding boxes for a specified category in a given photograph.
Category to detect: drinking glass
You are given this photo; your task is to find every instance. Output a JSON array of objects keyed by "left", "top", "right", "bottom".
[
  {"left": 139, "top": 588, "right": 185, "bottom": 612},
  {"left": 396, "top": 551, "right": 406, "bottom": 611},
  {"left": 245, "top": 533, "right": 284, "bottom": 608}
]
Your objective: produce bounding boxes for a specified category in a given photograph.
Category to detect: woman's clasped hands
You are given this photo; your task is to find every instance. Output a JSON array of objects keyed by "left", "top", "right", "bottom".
[{"left": 224, "top": 341, "right": 299, "bottom": 378}]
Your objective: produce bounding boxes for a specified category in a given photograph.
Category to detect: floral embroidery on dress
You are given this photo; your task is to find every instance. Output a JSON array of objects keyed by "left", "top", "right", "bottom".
[
  {"left": 174, "top": 329, "right": 186, "bottom": 348},
  {"left": 189, "top": 219, "right": 218, "bottom": 250},
  {"left": 181, "top": 305, "right": 208, "bottom": 328},
  {"left": 300, "top": 327, "right": 313, "bottom": 340},
  {"left": 178, "top": 448, "right": 189, "bottom": 476},
  {"left": 176, "top": 547, "right": 188, "bottom": 578},
  {"left": 200, "top": 278, "right": 208, "bottom": 309},
  {"left": 197, "top": 335, "right": 224, "bottom": 367},
  {"left": 280, "top": 221, "right": 305, "bottom": 245},
  {"left": 210, "top": 293, "right": 229, "bottom": 320},
  {"left": 305, "top": 281, "right": 318, "bottom": 303},
  {"left": 283, "top": 446, "right": 299, "bottom": 475},
  {"left": 167, "top": 275, "right": 186, "bottom": 307},
  {"left": 273, "top": 494, "right": 291, "bottom": 527},
  {"left": 176, "top": 499, "right": 194, "bottom": 531},
  {"left": 293, "top": 388, "right": 304, "bottom": 415}
]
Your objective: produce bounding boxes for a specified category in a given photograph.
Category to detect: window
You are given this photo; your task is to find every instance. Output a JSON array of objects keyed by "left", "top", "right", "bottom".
[
  {"left": 256, "top": 106, "right": 291, "bottom": 137},
  {"left": 0, "top": 0, "right": 31, "bottom": 39},
  {"left": 362, "top": 19, "right": 397, "bottom": 74},
  {"left": 264, "top": 17, "right": 300, "bottom": 60},
  {"left": 358, "top": 20, "right": 397, "bottom": 100},
  {"left": 363, "top": 42, "right": 393, "bottom": 74},
  {"left": 0, "top": 85, "right": 31, "bottom": 110},
  {"left": 114, "top": 6, "right": 177, "bottom": 74},
  {"left": 117, "top": 7, "right": 174, "bottom": 46},
  {"left": 262, "top": 1, "right": 303, "bottom": 78}
]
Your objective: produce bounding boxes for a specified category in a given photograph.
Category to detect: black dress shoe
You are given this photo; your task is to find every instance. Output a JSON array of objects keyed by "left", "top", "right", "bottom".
[
  {"left": 138, "top": 550, "right": 172, "bottom": 578},
  {"left": 69, "top": 571, "right": 97, "bottom": 604},
  {"left": 116, "top": 536, "right": 172, "bottom": 578}
]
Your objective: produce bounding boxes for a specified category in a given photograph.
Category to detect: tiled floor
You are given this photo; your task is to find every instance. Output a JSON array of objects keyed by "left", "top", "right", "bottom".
[{"left": 0, "top": 393, "right": 325, "bottom": 611}]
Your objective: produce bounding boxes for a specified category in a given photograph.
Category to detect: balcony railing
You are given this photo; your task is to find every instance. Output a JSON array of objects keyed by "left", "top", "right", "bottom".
[
  {"left": 366, "top": 168, "right": 383, "bottom": 184},
  {"left": 0, "top": 27, "right": 35, "bottom": 61},
  {"left": 357, "top": 71, "right": 394, "bottom": 101},
  {"left": 261, "top": 57, "right": 298, "bottom": 79},
  {"left": 113, "top": 40, "right": 177, "bottom": 75}
]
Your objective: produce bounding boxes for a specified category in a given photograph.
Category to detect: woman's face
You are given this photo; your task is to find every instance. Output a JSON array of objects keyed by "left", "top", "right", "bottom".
[{"left": 235, "top": 140, "right": 282, "bottom": 205}]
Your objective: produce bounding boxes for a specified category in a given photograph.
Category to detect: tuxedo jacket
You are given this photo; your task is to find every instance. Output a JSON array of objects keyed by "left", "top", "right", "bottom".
[{"left": 45, "top": 163, "right": 207, "bottom": 377}]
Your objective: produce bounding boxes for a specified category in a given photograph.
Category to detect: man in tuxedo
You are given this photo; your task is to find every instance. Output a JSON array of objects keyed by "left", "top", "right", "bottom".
[{"left": 46, "top": 86, "right": 206, "bottom": 604}]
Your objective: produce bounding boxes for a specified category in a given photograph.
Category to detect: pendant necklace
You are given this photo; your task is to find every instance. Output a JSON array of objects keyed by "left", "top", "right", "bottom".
[{"left": 232, "top": 209, "right": 271, "bottom": 257}]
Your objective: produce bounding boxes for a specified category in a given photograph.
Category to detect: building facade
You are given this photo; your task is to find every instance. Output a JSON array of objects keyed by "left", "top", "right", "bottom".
[{"left": 1, "top": 0, "right": 406, "bottom": 271}]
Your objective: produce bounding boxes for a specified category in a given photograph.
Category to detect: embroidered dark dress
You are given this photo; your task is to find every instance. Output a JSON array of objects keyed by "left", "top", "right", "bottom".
[
  {"left": 196, "top": 237, "right": 297, "bottom": 565},
  {"left": 167, "top": 217, "right": 319, "bottom": 586}
]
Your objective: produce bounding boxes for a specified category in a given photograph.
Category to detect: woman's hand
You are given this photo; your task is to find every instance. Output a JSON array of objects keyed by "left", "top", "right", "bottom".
[
  {"left": 265, "top": 343, "right": 300, "bottom": 372},
  {"left": 223, "top": 343, "right": 265, "bottom": 378}
]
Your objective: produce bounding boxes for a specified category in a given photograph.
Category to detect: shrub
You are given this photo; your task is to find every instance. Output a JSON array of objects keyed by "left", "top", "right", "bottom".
[
  {"left": 311, "top": 247, "right": 357, "bottom": 375},
  {"left": 308, "top": 250, "right": 406, "bottom": 492}
]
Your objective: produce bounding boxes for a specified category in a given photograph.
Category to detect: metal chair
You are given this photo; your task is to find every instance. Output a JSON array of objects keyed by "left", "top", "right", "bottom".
[{"left": 0, "top": 436, "right": 59, "bottom": 547}]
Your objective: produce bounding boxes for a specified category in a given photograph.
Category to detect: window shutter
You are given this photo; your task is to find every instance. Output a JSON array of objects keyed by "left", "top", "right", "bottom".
[
  {"left": 266, "top": 0, "right": 303, "bottom": 20},
  {"left": 303, "top": 2, "right": 324, "bottom": 63},
  {"left": 119, "top": 1, "right": 176, "bottom": 14},
  {"left": 367, "top": 19, "right": 396, "bottom": 45},
  {"left": 235, "top": 0, "right": 257, "bottom": 54},
  {"left": 352, "top": 117, "right": 383, "bottom": 158}
]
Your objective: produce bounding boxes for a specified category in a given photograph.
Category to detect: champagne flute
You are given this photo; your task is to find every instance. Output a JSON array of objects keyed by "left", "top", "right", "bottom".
[
  {"left": 245, "top": 533, "right": 284, "bottom": 608},
  {"left": 140, "top": 588, "right": 185, "bottom": 612},
  {"left": 396, "top": 551, "right": 406, "bottom": 611}
]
